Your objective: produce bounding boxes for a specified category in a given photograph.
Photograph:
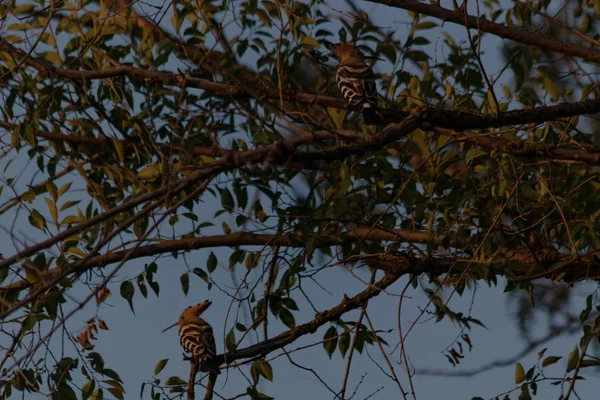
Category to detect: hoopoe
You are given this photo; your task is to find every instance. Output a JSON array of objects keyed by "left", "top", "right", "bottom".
[
  {"left": 162, "top": 300, "right": 220, "bottom": 375},
  {"left": 328, "top": 42, "right": 382, "bottom": 125}
]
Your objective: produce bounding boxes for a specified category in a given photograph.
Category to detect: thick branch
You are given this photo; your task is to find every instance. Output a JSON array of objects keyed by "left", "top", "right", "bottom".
[
  {"left": 187, "top": 360, "right": 198, "bottom": 400},
  {"left": 0, "top": 228, "right": 456, "bottom": 294},
  {"left": 0, "top": 36, "right": 348, "bottom": 110},
  {"left": 5, "top": 35, "right": 600, "bottom": 138},
  {"left": 368, "top": 0, "right": 600, "bottom": 64}
]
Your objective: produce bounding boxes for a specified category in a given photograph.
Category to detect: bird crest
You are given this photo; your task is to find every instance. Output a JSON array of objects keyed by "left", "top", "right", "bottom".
[{"left": 162, "top": 300, "right": 213, "bottom": 332}]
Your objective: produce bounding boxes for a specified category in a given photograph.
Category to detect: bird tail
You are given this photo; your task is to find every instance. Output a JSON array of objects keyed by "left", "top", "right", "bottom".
[{"left": 362, "top": 104, "right": 382, "bottom": 125}]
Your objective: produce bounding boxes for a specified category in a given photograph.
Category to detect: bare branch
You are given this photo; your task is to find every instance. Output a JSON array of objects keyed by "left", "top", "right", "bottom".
[{"left": 367, "top": 0, "right": 600, "bottom": 64}]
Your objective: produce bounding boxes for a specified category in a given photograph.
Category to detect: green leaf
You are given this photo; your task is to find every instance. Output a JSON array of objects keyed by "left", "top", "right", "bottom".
[
  {"left": 137, "top": 165, "right": 160, "bottom": 181},
  {"left": 82, "top": 379, "right": 95, "bottom": 400},
  {"left": 250, "top": 363, "right": 260, "bottom": 383},
  {"left": 225, "top": 328, "right": 236, "bottom": 352},
  {"left": 120, "top": 281, "right": 135, "bottom": 314},
  {"left": 112, "top": 137, "right": 125, "bottom": 162},
  {"left": 21, "top": 315, "right": 37, "bottom": 331},
  {"left": 133, "top": 217, "right": 148, "bottom": 240},
  {"left": 235, "top": 322, "right": 247, "bottom": 331},
  {"left": 339, "top": 331, "right": 350, "bottom": 358},
  {"left": 193, "top": 268, "right": 209, "bottom": 283},
  {"left": 323, "top": 326, "right": 338, "bottom": 358},
  {"left": 165, "top": 376, "right": 186, "bottom": 386},
  {"left": 542, "top": 356, "right": 562, "bottom": 368},
  {"left": 102, "top": 368, "right": 123, "bottom": 383},
  {"left": 302, "top": 35, "right": 320, "bottom": 48},
  {"left": 257, "top": 359, "right": 273, "bottom": 381},
  {"left": 57, "top": 182, "right": 72, "bottom": 197},
  {"left": 91, "top": 388, "right": 103, "bottom": 400},
  {"left": 104, "top": 380, "right": 125, "bottom": 400},
  {"left": 47, "top": 182, "right": 57, "bottom": 201},
  {"left": 279, "top": 308, "right": 295, "bottom": 328},
  {"left": 154, "top": 359, "right": 168, "bottom": 375},
  {"left": 566, "top": 345, "right": 579, "bottom": 372},
  {"left": 207, "top": 252, "right": 217, "bottom": 273},
  {"left": 221, "top": 188, "right": 234, "bottom": 210},
  {"left": 246, "top": 386, "right": 274, "bottom": 400},
  {"left": 514, "top": 362, "right": 526, "bottom": 384},
  {"left": 29, "top": 209, "right": 47, "bottom": 230},
  {"left": 580, "top": 359, "right": 600, "bottom": 368},
  {"left": 53, "top": 383, "right": 77, "bottom": 400},
  {"left": 180, "top": 273, "right": 189, "bottom": 295}
]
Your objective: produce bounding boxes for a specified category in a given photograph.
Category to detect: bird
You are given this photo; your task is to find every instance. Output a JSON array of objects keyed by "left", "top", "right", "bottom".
[
  {"left": 162, "top": 300, "right": 220, "bottom": 375},
  {"left": 328, "top": 42, "right": 382, "bottom": 125}
]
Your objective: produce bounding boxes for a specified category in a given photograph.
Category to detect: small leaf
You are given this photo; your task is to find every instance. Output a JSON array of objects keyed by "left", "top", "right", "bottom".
[
  {"left": 180, "top": 273, "right": 189, "bottom": 296},
  {"left": 566, "top": 345, "right": 580, "bottom": 372},
  {"left": 193, "top": 268, "right": 209, "bottom": 283},
  {"left": 235, "top": 322, "right": 247, "bottom": 332},
  {"left": 82, "top": 379, "right": 95, "bottom": 400},
  {"left": 580, "top": 359, "right": 600, "bottom": 368},
  {"left": 58, "top": 182, "right": 72, "bottom": 197},
  {"left": 29, "top": 209, "right": 47, "bottom": 230},
  {"left": 323, "top": 326, "right": 338, "bottom": 358},
  {"left": 154, "top": 359, "right": 168, "bottom": 375},
  {"left": 102, "top": 368, "right": 123, "bottom": 383},
  {"left": 137, "top": 165, "right": 160, "bottom": 181},
  {"left": 250, "top": 363, "right": 260, "bottom": 383},
  {"left": 120, "top": 281, "right": 135, "bottom": 314},
  {"left": 537, "top": 348, "right": 547, "bottom": 360},
  {"left": 515, "top": 362, "right": 526, "bottom": 384},
  {"left": 207, "top": 252, "right": 217, "bottom": 273},
  {"left": 542, "top": 356, "right": 562, "bottom": 368},
  {"left": 302, "top": 35, "right": 319, "bottom": 48},
  {"left": 339, "top": 331, "right": 350, "bottom": 358},
  {"left": 221, "top": 188, "right": 234, "bottom": 210},
  {"left": 112, "top": 137, "right": 125, "bottom": 162},
  {"left": 246, "top": 387, "right": 274, "bottom": 400},
  {"left": 257, "top": 359, "right": 273, "bottom": 381},
  {"left": 225, "top": 328, "right": 236, "bottom": 352},
  {"left": 22, "top": 315, "right": 37, "bottom": 331},
  {"left": 165, "top": 376, "right": 186, "bottom": 386},
  {"left": 279, "top": 308, "right": 295, "bottom": 328}
]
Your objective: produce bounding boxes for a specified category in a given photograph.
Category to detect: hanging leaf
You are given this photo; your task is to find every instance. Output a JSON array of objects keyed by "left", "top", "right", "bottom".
[{"left": 120, "top": 281, "right": 135, "bottom": 314}]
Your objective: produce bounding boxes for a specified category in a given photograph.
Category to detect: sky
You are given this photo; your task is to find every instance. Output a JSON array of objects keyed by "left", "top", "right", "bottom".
[{"left": 1, "top": 0, "right": 600, "bottom": 399}]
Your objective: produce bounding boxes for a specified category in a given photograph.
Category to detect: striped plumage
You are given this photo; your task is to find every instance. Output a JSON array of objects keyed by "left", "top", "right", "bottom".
[
  {"left": 169, "top": 301, "right": 220, "bottom": 374},
  {"left": 329, "top": 42, "right": 381, "bottom": 125}
]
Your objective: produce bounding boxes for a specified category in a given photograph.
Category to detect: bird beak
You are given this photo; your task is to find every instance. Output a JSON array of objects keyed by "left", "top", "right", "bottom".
[{"left": 161, "top": 321, "right": 179, "bottom": 333}]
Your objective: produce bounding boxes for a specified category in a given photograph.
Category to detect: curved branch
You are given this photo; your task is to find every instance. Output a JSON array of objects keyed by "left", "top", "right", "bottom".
[
  {"left": 0, "top": 227, "right": 456, "bottom": 294},
  {"left": 0, "top": 35, "right": 349, "bottom": 110},
  {"left": 5, "top": 35, "right": 600, "bottom": 136},
  {"left": 368, "top": 0, "right": 600, "bottom": 64}
]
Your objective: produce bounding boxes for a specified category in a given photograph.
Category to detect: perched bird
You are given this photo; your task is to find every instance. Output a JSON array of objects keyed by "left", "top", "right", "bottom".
[
  {"left": 328, "top": 42, "right": 382, "bottom": 125},
  {"left": 162, "top": 300, "right": 220, "bottom": 375}
]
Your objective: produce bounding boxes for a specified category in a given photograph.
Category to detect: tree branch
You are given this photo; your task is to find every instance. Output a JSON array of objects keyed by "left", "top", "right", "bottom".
[
  {"left": 187, "top": 360, "right": 199, "bottom": 400},
  {"left": 367, "top": 0, "right": 600, "bottom": 64},
  {"left": 215, "top": 258, "right": 410, "bottom": 365},
  {"left": 5, "top": 34, "right": 600, "bottom": 139},
  {"left": 0, "top": 227, "right": 455, "bottom": 295}
]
